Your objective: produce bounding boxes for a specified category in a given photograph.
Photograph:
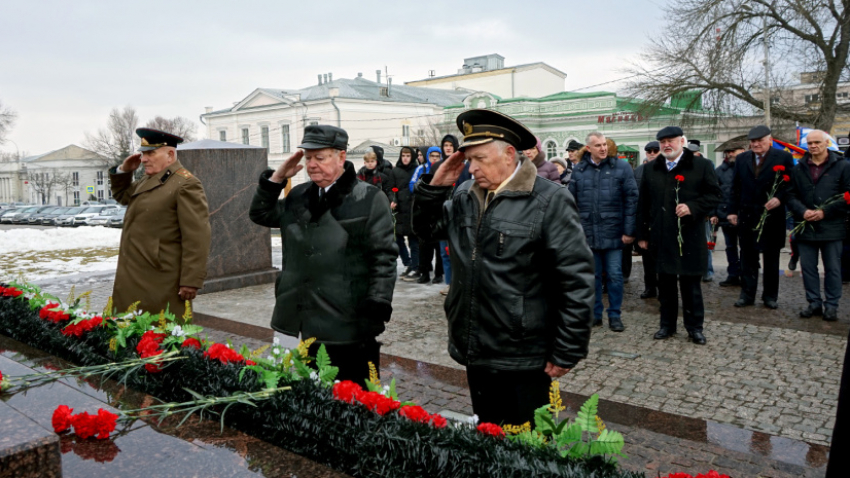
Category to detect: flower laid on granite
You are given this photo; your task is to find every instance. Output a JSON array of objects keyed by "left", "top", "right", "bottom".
[
  {"left": 181, "top": 337, "right": 202, "bottom": 349},
  {"left": 753, "top": 165, "right": 788, "bottom": 242},
  {"left": 674, "top": 175, "right": 685, "bottom": 256},
  {"left": 0, "top": 286, "right": 23, "bottom": 297},
  {"left": 205, "top": 343, "right": 253, "bottom": 365},
  {"left": 477, "top": 422, "right": 506, "bottom": 438},
  {"left": 661, "top": 471, "right": 730, "bottom": 478},
  {"left": 62, "top": 316, "right": 105, "bottom": 338},
  {"left": 52, "top": 405, "right": 117, "bottom": 439},
  {"left": 331, "top": 380, "right": 447, "bottom": 426}
]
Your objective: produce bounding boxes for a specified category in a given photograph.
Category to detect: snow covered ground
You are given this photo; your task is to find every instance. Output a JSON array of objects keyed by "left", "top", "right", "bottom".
[{"left": 0, "top": 227, "right": 122, "bottom": 282}]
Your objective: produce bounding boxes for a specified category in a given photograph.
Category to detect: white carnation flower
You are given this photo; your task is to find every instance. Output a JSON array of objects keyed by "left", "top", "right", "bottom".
[
  {"left": 273, "top": 336, "right": 280, "bottom": 346},
  {"left": 469, "top": 414, "right": 479, "bottom": 425},
  {"left": 273, "top": 347, "right": 281, "bottom": 355},
  {"left": 171, "top": 325, "right": 185, "bottom": 337}
]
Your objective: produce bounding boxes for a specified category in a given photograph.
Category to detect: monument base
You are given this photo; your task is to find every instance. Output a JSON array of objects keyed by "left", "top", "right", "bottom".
[{"left": 198, "top": 269, "right": 279, "bottom": 295}]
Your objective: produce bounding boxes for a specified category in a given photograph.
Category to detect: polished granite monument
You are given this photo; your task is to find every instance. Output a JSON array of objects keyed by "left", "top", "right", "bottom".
[{"left": 177, "top": 140, "right": 279, "bottom": 294}]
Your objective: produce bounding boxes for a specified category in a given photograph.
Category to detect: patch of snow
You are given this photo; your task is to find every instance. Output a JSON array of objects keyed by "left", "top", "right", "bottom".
[{"left": 0, "top": 228, "right": 122, "bottom": 253}]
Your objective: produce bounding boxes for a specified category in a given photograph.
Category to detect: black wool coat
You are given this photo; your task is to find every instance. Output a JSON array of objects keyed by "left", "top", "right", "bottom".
[
  {"left": 387, "top": 160, "right": 417, "bottom": 236},
  {"left": 637, "top": 149, "right": 721, "bottom": 276},
  {"left": 730, "top": 148, "right": 795, "bottom": 249},
  {"left": 786, "top": 151, "right": 850, "bottom": 242},
  {"left": 249, "top": 162, "right": 398, "bottom": 344}
]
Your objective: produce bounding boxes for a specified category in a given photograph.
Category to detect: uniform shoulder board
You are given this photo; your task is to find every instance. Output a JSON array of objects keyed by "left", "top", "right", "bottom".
[{"left": 175, "top": 168, "right": 193, "bottom": 179}]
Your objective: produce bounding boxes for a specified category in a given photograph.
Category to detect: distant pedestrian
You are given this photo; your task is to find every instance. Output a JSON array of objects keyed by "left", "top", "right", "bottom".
[
  {"left": 370, "top": 145, "right": 393, "bottom": 173},
  {"left": 786, "top": 130, "right": 850, "bottom": 321},
  {"left": 713, "top": 146, "right": 745, "bottom": 287},
  {"left": 431, "top": 135, "right": 459, "bottom": 295},
  {"left": 389, "top": 146, "right": 419, "bottom": 279},
  {"left": 569, "top": 132, "right": 638, "bottom": 331},
  {"left": 524, "top": 137, "right": 561, "bottom": 182},
  {"left": 550, "top": 156, "right": 571, "bottom": 185},
  {"left": 637, "top": 126, "right": 721, "bottom": 345},
  {"left": 357, "top": 147, "right": 391, "bottom": 198},
  {"left": 635, "top": 141, "right": 660, "bottom": 299},
  {"left": 407, "top": 146, "right": 444, "bottom": 284},
  {"left": 566, "top": 140, "right": 584, "bottom": 166},
  {"left": 727, "top": 125, "right": 795, "bottom": 310}
]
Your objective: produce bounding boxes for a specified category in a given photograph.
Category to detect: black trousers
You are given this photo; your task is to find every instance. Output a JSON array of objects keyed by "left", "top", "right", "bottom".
[
  {"left": 739, "top": 242, "right": 781, "bottom": 302},
  {"left": 309, "top": 338, "right": 381, "bottom": 388},
  {"left": 466, "top": 366, "right": 550, "bottom": 426},
  {"left": 658, "top": 273, "right": 704, "bottom": 333},
  {"left": 418, "top": 241, "right": 444, "bottom": 276},
  {"left": 639, "top": 243, "right": 658, "bottom": 291}
]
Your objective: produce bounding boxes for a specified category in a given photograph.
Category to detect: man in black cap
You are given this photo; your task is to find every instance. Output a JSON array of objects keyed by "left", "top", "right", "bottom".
[
  {"left": 712, "top": 146, "right": 745, "bottom": 287},
  {"left": 727, "top": 125, "right": 795, "bottom": 309},
  {"left": 110, "top": 128, "right": 211, "bottom": 319},
  {"left": 411, "top": 109, "right": 594, "bottom": 426},
  {"left": 566, "top": 139, "right": 584, "bottom": 166},
  {"left": 687, "top": 139, "right": 703, "bottom": 157},
  {"left": 249, "top": 124, "right": 397, "bottom": 385},
  {"left": 635, "top": 141, "right": 661, "bottom": 299},
  {"left": 637, "top": 126, "right": 721, "bottom": 345}
]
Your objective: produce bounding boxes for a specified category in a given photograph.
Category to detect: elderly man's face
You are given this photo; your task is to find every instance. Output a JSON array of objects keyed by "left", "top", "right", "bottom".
[
  {"left": 750, "top": 135, "right": 772, "bottom": 155},
  {"left": 659, "top": 136, "right": 685, "bottom": 160},
  {"left": 807, "top": 131, "right": 828, "bottom": 158},
  {"left": 305, "top": 148, "right": 346, "bottom": 188},
  {"left": 466, "top": 142, "right": 516, "bottom": 191},
  {"left": 141, "top": 147, "right": 176, "bottom": 176},
  {"left": 645, "top": 147, "right": 660, "bottom": 162},
  {"left": 587, "top": 136, "right": 608, "bottom": 161}
]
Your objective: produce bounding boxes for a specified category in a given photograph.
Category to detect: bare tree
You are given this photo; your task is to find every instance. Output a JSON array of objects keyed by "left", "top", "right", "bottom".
[
  {"left": 84, "top": 106, "right": 139, "bottom": 167},
  {"left": 0, "top": 100, "right": 16, "bottom": 145},
  {"left": 412, "top": 115, "right": 451, "bottom": 147},
  {"left": 624, "top": 0, "right": 850, "bottom": 131},
  {"left": 144, "top": 116, "right": 197, "bottom": 142},
  {"left": 0, "top": 150, "right": 28, "bottom": 162},
  {"left": 28, "top": 169, "right": 72, "bottom": 205}
]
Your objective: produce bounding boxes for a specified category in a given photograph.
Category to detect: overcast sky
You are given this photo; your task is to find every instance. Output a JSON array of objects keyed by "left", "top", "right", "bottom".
[{"left": 0, "top": 0, "right": 665, "bottom": 154}]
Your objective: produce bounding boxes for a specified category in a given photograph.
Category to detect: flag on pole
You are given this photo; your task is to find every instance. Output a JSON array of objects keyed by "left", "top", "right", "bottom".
[{"left": 772, "top": 138, "right": 806, "bottom": 162}]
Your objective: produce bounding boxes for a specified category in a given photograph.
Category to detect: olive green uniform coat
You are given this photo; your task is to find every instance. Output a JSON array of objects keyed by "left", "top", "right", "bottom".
[{"left": 110, "top": 160, "right": 211, "bottom": 318}]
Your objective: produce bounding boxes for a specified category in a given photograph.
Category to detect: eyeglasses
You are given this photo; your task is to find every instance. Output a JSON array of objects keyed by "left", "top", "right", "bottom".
[{"left": 646, "top": 149, "right": 660, "bottom": 153}]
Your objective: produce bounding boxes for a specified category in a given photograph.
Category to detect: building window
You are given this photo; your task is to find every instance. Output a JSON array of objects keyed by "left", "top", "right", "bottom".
[
  {"left": 73, "top": 191, "right": 80, "bottom": 205},
  {"left": 838, "top": 92, "right": 849, "bottom": 100},
  {"left": 261, "top": 126, "right": 270, "bottom": 149},
  {"left": 242, "top": 128, "right": 250, "bottom": 145},
  {"left": 805, "top": 93, "right": 820, "bottom": 104},
  {"left": 219, "top": 130, "right": 227, "bottom": 141},
  {"left": 545, "top": 141, "right": 557, "bottom": 159},
  {"left": 281, "top": 124, "right": 290, "bottom": 153},
  {"left": 402, "top": 125, "right": 410, "bottom": 138},
  {"left": 72, "top": 172, "right": 79, "bottom": 186},
  {"left": 97, "top": 189, "right": 104, "bottom": 200},
  {"left": 97, "top": 171, "right": 104, "bottom": 185},
  {"left": 309, "top": 121, "right": 319, "bottom": 126}
]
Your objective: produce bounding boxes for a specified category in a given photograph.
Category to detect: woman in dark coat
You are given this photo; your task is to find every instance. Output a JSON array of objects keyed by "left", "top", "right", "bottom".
[{"left": 388, "top": 146, "right": 419, "bottom": 277}]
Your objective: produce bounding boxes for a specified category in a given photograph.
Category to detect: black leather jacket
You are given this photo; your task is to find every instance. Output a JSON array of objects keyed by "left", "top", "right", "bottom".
[
  {"left": 412, "top": 158, "right": 593, "bottom": 370},
  {"left": 249, "top": 162, "right": 398, "bottom": 344}
]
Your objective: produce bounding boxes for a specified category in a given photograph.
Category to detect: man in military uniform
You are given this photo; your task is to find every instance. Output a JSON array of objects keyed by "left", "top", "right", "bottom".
[
  {"left": 110, "top": 128, "right": 211, "bottom": 318},
  {"left": 412, "top": 110, "right": 594, "bottom": 426}
]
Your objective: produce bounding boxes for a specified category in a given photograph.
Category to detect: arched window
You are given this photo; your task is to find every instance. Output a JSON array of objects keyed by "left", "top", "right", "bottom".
[{"left": 545, "top": 141, "right": 558, "bottom": 159}]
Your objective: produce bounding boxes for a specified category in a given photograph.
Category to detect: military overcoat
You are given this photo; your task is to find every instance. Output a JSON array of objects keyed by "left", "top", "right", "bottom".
[{"left": 110, "top": 160, "right": 211, "bottom": 318}]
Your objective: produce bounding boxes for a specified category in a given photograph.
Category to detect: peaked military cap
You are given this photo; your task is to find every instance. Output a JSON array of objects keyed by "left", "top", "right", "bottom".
[
  {"left": 136, "top": 128, "right": 184, "bottom": 151},
  {"left": 566, "top": 140, "right": 584, "bottom": 151},
  {"left": 297, "top": 125, "right": 348, "bottom": 150},
  {"left": 644, "top": 141, "right": 660, "bottom": 151},
  {"left": 748, "top": 125, "right": 771, "bottom": 140},
  {"left": 456, "top": 109, "right": 537, "bottom": 151},
  {"left": 656, "top": 126, "right": 684, "bottom": 140}
]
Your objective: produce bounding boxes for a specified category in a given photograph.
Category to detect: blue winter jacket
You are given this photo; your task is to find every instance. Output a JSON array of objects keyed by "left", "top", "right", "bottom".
[
  {"left": 409, "top": 146, "right": 441, "bottom": 192},
  {"left": 568, "top": 153, "right": 638, "bottom": 250}
]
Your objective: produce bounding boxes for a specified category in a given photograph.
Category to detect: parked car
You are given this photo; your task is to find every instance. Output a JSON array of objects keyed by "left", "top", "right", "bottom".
[
  {"left": 0, "top": 208, "right": 22, "bottom": 222},
  {"left": 54, "top": 207, "right": 87, "bottom": 227},
  {"left": 106, "top": 209, "right": 126, "bottom": 228},
  {"left": 87, "top": 208, "right": 124, "bottom": 226},
  {"left": 27, "top": 206, "right": 62, "bottom": 224},
  {"left": 13, "top": 206, "right": 55, "bottom": 224},
  {"left": 73, "top": 206, "right": 118, "bottom": 226},
  {"left": 39, "top": 207, "right": 72, "bottom": 225}
]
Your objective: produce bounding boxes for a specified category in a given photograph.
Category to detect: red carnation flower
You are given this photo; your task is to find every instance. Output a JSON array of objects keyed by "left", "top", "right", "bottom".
[
  {"left": 782, "top": 174, "right": 790, "bottom": 182},
  {"left": 62, "top": 316, "right": 104, "bottom": 338},
  {"left": 203, "top": 343, "right": 247, "bottom": 364},
  {"left": 52, "top": 405, "right": 74, "bottom": 433},
  {"left": 674, "top": 175, "right": 685, "bottom": 182},
  {"left": 844, "top": 191, "right": 850, "bottom": 205},
  {"left": 181, "top": 337, "right": 202, "bottom": 349},
  {"left": 773, "top": 165, "right": 785, "bottom": 172},
  {"left": 477, "top": 422, "right": 505, "bottom": 438},
  {"left": 39, "top": 303, "right": 59, "bottom": 319},
  {"left": 399, "top": 404, "right": 431, "bottom": 424},
  {"left": 391, "top": 187, "right": 399, "bottom": 193},
  {"left": 332, "top": 380, "right": 363, "bottom": 403},
  {"left": 1, "top": 287, "right": 22, "bottom": 297},
  {"left": 356, "top": 391, "right": 400, "bottom": 416},
  {"left": 430, "top": 414, "right": 448, "bottom": 428},
  {"left": 94, "top": 409, "right": 118, "bottom": 439},
  {"left": 141, "top": 349, "right": 163, "bottom": 373},
  {"left": 245, "top": 359, "right": 256, "bottom": 366},
  {"left": 70, "top": 412, "right": 98, "bottom": 440}
]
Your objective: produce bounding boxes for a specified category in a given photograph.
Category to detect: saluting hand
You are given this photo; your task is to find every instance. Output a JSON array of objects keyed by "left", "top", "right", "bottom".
[
  {"left": 271, "top": 150, "right": 304, "bottom": 183},
  {"left": 431, "top": 151, "right": 466, "bottom": 187},
  {"left": 121, "top": 153, "right": 142, "bottom": 172}
]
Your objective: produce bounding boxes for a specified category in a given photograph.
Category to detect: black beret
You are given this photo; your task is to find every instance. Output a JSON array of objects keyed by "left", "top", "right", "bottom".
[
  {"left": 748, "top": 125, "right": 771, "bottom": 140},
  {"left": 656, "top": 126, "right": 684, "bottom": 140},
  {"left": 566, "top": 140, "right": 584, "bottom": 151},
  {"left": 298, "top": 125, "right": 349, "bottom": 150},
  {"left": 137, "top": 128, "right": 184, "bottom": 151},
  {"left": 456, "top": 109, "right": 537, "bottom": 151},
  {"left": 644, "top": 141, "right": 660, "bottom": 151}
]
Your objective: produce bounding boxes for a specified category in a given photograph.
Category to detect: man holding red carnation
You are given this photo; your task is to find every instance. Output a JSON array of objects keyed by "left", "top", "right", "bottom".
[
  {"left": 637, "top": 126, "right": 721, "bottom": 345},
  {"left": 786, "top": 130, "right": 850, "bottom": 321},
  {"left": 726, "top": 125, "right": 795, "bottom": 310}
]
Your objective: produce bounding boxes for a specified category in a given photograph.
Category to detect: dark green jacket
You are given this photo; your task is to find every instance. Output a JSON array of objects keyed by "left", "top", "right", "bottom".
[{"left": 249, "top": 162, "right": 397, "bottom": 344}]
